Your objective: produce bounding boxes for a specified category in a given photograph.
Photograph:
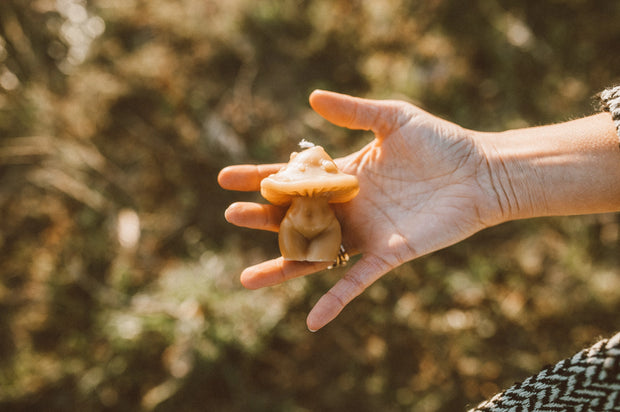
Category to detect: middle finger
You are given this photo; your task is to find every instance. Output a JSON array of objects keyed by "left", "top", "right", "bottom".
[{"left": 225, "top": 202, "right": 286, "bottom": 232}]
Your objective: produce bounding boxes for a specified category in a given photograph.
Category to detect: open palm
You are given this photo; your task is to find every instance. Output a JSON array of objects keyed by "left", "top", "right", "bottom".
[{"left": 218, "top": 90, "right": 499, "bottom": 331}]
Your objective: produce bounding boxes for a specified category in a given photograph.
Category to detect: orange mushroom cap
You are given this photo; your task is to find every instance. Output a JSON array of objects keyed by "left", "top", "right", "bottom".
[{"left": 260, "top": 146, "right": 359, "bottom": 206}]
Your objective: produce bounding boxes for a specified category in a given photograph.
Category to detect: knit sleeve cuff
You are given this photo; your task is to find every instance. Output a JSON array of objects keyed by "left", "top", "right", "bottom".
[{"left": 600, "top": 85, "right": 620, "bottom": 145}]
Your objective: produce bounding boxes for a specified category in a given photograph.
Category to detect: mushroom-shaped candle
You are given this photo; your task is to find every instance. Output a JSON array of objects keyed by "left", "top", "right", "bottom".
[{"left": 260, "top": 145, "right": 359, "bottom": 262}]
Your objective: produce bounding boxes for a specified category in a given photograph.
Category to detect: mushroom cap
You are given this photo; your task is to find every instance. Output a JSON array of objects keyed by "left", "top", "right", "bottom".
[{"left": 260, "top": 146, "right": 359, "bottom": 206}]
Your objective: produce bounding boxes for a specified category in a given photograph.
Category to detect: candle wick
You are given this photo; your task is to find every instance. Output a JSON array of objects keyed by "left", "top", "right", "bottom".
[{"left": 298, "top": 139, "right": 315, "bottom": 149}]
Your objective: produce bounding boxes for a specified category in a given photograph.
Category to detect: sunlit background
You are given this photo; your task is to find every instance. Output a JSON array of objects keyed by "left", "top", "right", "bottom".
[{"left": 1, "top": 1, "right": 619, "bottom": 411}]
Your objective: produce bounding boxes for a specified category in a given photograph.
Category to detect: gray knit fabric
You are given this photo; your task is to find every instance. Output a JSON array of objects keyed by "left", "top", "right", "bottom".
[
  {"left": 601, "top": 85, "right": 620, "bottom": 146},
  {"left": 469, "top": 332, "right": 620, "bottom": 411}
]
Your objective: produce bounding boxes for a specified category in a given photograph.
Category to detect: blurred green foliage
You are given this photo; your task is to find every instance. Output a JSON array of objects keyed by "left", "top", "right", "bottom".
[{"left": 0, "top": 0, "right": 619, "bottom": 411}]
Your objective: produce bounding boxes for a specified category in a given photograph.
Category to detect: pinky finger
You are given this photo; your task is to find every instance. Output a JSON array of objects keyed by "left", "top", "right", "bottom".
[{"left": 306, "top": 254, "right": 392, "bottom": 332}]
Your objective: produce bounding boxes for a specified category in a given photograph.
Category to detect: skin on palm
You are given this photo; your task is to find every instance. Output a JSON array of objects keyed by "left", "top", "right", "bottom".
[{"left": 334, "top": 130, "right": 492, "bottom": 264}]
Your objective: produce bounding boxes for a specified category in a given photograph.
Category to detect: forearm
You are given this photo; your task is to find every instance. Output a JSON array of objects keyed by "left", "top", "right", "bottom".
[{"left": 478, "top": 112, "right": 620, "bottom": 222}]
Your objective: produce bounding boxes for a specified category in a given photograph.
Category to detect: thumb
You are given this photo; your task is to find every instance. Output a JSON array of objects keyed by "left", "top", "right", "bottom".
[
  {"left": 309, "top": 90, "right": 402, "bottom": 140},
  {"left": 306, "top": 254, "right": 393, "bottom": 331}
]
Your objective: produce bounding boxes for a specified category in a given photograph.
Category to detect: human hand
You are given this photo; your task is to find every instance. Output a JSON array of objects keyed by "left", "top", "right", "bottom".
[{"left": 218, "top": 90, "right": 502, "bottom": 331}]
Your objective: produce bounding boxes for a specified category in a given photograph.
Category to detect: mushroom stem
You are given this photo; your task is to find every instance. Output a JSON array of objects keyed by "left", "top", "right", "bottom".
[{"left": 278, "top": 196, "right": 342, "bottom": 262}]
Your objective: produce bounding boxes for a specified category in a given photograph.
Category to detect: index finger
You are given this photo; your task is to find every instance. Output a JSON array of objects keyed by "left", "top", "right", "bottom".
[{"left": 218, "top": 164, "right": 284, "bottom": 191}]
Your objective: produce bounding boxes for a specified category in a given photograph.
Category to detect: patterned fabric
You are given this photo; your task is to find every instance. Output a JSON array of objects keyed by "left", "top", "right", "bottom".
[
  {"left": 469, "top": 332, "right": 620, "bottom": 411},
  {"left": 600, "top": 85, "right": 620, "bottom": 147}
]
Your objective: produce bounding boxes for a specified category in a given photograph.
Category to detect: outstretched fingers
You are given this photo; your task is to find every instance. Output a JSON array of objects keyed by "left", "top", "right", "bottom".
[
  {"left": 306, "top": 254, "right": 393, "bottom": 331},
  {"left": 240, "top": 257, "right": 330, "bottom": 289}
]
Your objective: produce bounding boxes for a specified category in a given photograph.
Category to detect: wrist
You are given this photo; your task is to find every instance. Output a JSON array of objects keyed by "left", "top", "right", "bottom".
[
  {"left": 473, "top": 129, "right": 547, "bottom": 224},
  {"left": 475, "top": 113, "right": 620, "bottom": 223}
]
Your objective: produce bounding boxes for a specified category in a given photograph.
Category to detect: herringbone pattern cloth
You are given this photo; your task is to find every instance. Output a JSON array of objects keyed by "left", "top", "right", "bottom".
[{"left": 470, "top": 332, "right": 620, "bottom": 411}]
